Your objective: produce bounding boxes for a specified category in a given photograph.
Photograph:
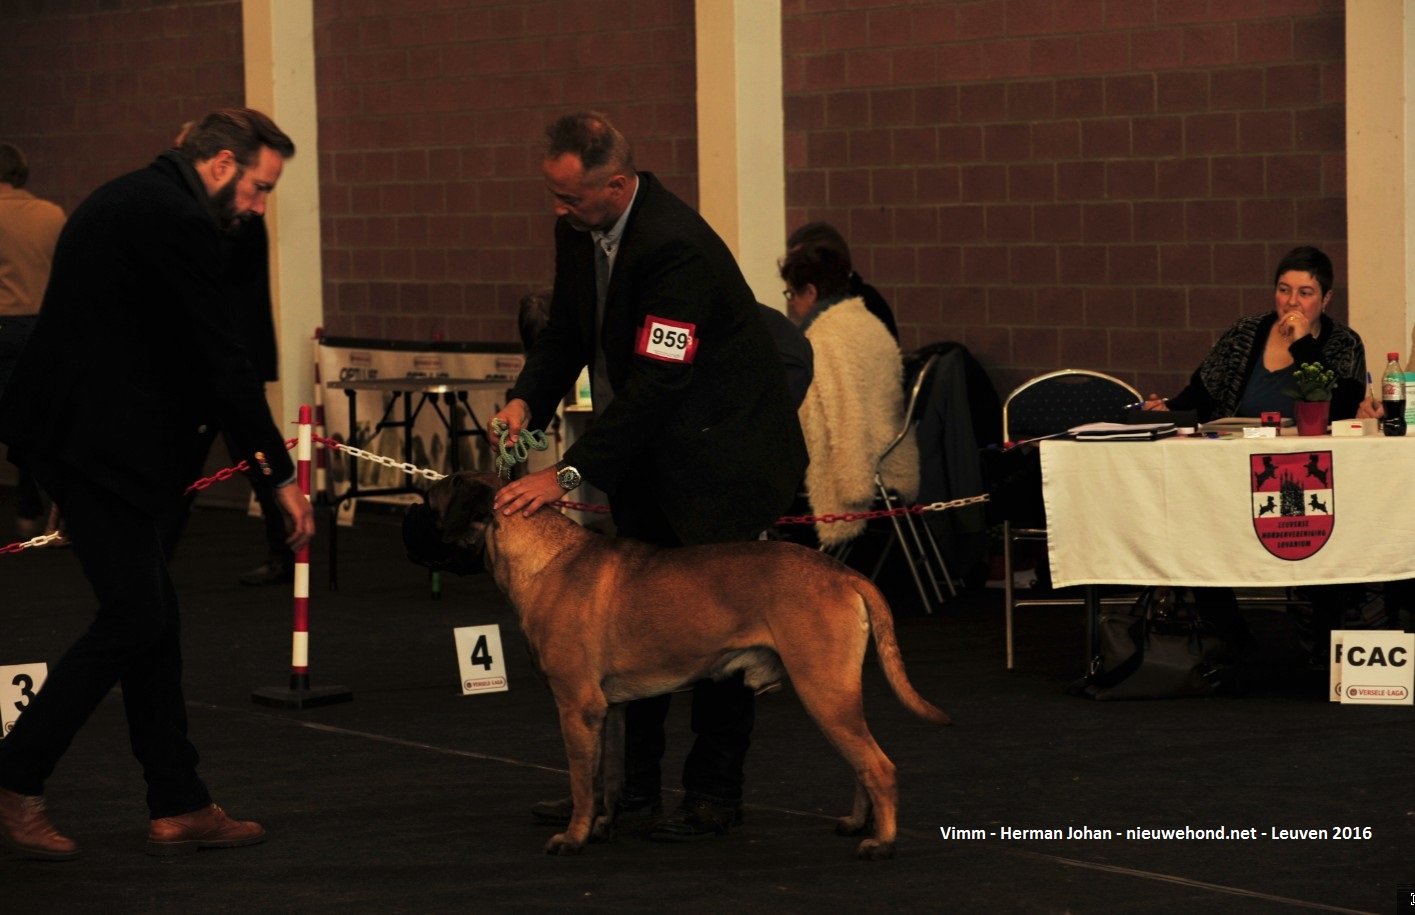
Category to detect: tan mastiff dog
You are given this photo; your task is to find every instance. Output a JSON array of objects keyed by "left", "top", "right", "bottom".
[{"left": 405, "top": 472, "right": 950, "bottom": 859}]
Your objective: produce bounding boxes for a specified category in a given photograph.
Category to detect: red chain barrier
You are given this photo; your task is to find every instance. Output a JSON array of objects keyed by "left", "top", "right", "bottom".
[
  {"left": 184, "top": 437, "right": 299, "bottom": 494},
  {"left": 4, "top": 434, "right": 983, "bottom": 556}
]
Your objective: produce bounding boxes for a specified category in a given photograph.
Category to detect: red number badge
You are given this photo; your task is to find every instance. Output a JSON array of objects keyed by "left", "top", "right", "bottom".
[{"left": 635, "top": 315, "right": 698, "bottom": 364}]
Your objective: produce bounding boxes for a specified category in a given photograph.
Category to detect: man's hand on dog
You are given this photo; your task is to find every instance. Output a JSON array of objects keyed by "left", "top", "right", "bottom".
[
  {"left": 494, "top": 467, "right": 562, "bottom": 517},
  {"left": 275, "top": 482, "right": 316, "bottom": 550}
]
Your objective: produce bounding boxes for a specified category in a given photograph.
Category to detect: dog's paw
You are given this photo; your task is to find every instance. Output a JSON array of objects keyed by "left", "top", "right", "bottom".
[
  {"left": 544, "top": 833, "right": 586, "bottom": 856},
  {"left": 855, "top": 838, "right": 895, "bottom": 860},
  {"left": 590, "top": 816, "right": 615, "bottom": 843},
  {"left": 834, "top": 815, "right": 870, "bottom": 836}
]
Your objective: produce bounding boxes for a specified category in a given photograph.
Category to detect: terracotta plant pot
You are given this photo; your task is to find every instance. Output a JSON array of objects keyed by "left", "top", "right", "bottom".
[{"left": 1293, "top": 399, "right": 1331, "bottom": 436}]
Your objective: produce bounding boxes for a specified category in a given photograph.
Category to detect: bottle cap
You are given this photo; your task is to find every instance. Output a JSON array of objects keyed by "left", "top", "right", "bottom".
[{"left": 1389, "top": 352, "right": 1400, "bottom": 361}]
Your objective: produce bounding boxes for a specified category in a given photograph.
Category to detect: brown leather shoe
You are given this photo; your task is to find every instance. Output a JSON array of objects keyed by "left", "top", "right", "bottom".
[
  {"left": 146, "top": 803, "right": 265, "bottom": 856},
  {"left": 0, "top": 787, "right": 79, "bottom": 860}
]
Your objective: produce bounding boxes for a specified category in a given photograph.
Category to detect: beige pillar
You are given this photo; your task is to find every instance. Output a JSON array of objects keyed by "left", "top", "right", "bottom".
[
  {"left": 242, "top": 0, "right": 324, "bottom": 428},
  {"left": 1346, "top": 1, "right": 1415, "bottom": 376},
  {"left": 695, "top": 0, "right": 786, "bottom": 309}
]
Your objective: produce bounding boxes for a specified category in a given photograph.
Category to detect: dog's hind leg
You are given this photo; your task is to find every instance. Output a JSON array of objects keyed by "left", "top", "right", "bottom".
[
  {"left": 545, "top": 691, "right": 608, "bottom": 856},
  {"left": 591, "top": 703, "right": 625, "bottom": 842},
  {"left": 793, "top": 677, "right": 899, "bottom": 860}
]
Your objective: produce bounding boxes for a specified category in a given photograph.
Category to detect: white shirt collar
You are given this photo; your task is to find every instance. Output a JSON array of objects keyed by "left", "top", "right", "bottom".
[{"left": 591, "top": 175, "right": 640, "bottom": 262}]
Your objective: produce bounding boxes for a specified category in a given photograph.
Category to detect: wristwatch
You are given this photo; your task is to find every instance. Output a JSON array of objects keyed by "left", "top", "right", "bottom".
[{"left": 554, "top": 461, "right": 582, "bottom": 492}]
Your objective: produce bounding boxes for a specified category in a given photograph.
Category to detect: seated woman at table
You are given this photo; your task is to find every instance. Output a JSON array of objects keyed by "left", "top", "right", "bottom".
[
  {"left": 1144, "top": 245, "right": 1366, "bottom": 664},
  {"left": 780, "top": 233, "right": 917, "bottom": 549},
  {"left": 1142, "top": 245, "right": 1366, "bottom": 421}
]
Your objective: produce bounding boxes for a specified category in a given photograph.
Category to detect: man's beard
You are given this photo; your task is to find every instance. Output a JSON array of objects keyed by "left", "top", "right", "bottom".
[{"left": 210, "top": 170, "right": 241, "bottom": 230}]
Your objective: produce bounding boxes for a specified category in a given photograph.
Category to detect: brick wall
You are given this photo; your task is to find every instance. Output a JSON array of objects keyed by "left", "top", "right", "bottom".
[
  {"left": 1, "top": 1, "right": 1350, "bottom": 403},
  {"left": 313, "top": 0, "right": 699, "bottom": 342},
  {"left": 783, "top": 0, "right": 1347, "bottom": 400},
  {"left": 0, "top": 0, "right": 246, "bottom": 216}
]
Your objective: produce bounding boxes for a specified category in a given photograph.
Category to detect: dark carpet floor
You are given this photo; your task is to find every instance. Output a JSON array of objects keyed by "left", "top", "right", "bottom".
[{"left": 0, "top": 489, "right": 1410, "bottom": 914}]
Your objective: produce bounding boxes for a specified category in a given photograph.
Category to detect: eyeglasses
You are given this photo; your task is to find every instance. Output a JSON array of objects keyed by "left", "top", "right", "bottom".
[{"left": 781, "top": 289, "right": 796, "bottom": 301}]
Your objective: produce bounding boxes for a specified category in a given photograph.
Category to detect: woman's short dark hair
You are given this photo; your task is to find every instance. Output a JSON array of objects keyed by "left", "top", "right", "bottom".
[
  {"left": 787, "top": 220, "right": 852, "bottom": 260},
  {"left": 177, "top": 108, "right": 295, "bottom": 167},
  {"left": 779, "top": 235, "right": 853, "bottom": 299},
  {"left": 1274, "top": 246, "right": 1334, "bottom": 296},
  {"left": 0, "top": 143, "right": 29, "bottom": 188}
]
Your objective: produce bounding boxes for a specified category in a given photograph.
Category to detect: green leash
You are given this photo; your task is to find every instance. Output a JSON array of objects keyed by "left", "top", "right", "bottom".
[{"left": 490, "top": 418, "right": 549, "bottom": 479}]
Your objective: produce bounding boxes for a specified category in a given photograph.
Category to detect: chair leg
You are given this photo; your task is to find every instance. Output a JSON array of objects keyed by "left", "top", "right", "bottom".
[
  {"left": 885, "top": 509, "right": 937, "bottom": 615},
  {"left": 914, "top": 512, "right": 958, "bottom": 598},
  {"left": 902, "top": 512, "right": 948, "bottom": 605},
  {"left": 1003, "top": 520, "right": 1015, "bottom": 670},
  {"left": 878, "top": 481, "right": 947, "bottom": 607}
]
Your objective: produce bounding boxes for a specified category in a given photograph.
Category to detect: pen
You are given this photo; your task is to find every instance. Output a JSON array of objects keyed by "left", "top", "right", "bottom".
[{"left": 1124, "top": 398, "right": 1167, "bottom": 409}]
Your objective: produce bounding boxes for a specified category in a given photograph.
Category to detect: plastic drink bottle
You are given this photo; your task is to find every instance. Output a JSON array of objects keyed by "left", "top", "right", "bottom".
[{"left": 1382, "top": 352, "right": 1406, "bottom": 436}]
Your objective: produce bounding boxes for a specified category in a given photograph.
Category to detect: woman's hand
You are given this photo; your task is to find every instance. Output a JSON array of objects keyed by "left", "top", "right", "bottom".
[
  {"left": 1278, "top": 310, "right": 1315, "bottom": 341},
  {"left": 1141, "top": 394, "right": 1168, "bottom": 411},
  {"left": 1357, "top": 396, "right": 1385, "bottom": 419}
]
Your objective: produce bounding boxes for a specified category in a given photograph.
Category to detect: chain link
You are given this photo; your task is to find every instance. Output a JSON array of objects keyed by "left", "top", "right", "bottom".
[
  {"left": 776, "top": 493, "right": 989, "bottom": 526},
  {"left": 2, "top": 441, "right": 992, "bottom": 556},
  {"left": 324, "top": 439, "right": 446, "bottom": 481},
  {"left": 0, "top": 531, "right": 68, "bottom": 555}
]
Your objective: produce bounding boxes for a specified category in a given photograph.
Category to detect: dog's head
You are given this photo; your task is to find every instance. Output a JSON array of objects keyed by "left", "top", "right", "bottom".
[{"left": 402, "top": 472, "right": 501, "bottom": 576}]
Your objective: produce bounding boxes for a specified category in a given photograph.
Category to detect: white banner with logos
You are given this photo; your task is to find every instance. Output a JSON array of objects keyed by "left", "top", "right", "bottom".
[{"left": 1043, "top": 436, "right": 1415, "bottom": 589}]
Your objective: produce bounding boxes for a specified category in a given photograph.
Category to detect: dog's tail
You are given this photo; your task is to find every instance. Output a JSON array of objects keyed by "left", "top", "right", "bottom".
[{"left": 860, "top": 580, "right": 951, "bottom": 726}]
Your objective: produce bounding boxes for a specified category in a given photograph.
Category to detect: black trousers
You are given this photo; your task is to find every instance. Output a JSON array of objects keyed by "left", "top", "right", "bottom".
[
  {"left": 611, "top": 485, "right": 755, "bottom": 807},
  {"left": 0, "top": 457, "right": 211, "bottom": 818}
]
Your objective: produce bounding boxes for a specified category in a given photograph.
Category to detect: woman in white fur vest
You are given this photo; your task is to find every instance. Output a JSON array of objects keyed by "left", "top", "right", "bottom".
[{"left": 780, "top": 233, "right": 919, "bottom": 548}]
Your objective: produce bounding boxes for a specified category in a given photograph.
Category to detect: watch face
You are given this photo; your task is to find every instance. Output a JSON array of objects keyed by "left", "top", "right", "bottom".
[{"left": 557, "top": 466, "right": 581, "bottom": 491}]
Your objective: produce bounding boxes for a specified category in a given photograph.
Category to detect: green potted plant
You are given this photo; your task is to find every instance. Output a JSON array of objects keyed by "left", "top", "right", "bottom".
[{"left": 1285, "top": 361, "right": 1336, "bottom": 435}]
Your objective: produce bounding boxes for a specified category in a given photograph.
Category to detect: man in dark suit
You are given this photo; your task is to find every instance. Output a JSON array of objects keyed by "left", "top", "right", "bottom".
[
  {"left": 492, "top": 112, "right": 808, "bottom": 840},
  {"left": 0, "top": 108, "right": 315, "bottom": 860}
]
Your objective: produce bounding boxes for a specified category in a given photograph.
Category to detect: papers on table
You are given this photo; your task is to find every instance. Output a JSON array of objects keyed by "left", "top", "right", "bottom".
[
  {"left": 1198, "top": 416, "right": 1293, "bottom": 432},
  {"left": 1068, "top": 421, "right": 1178, "bottom": 441}
]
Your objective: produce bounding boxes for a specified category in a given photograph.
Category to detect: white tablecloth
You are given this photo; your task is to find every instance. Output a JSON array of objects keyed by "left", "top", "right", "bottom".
[{"left": 1041, "top": 435, "right": 1415, "bottom": 588}]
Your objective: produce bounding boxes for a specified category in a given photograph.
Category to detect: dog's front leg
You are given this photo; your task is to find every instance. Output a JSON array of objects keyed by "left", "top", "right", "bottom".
[
  {"left": 545, "top": 696, "right": 606, "bottom": 856},
  {"left": 591, "top": 703, "right": 626, "bottom": 842}
]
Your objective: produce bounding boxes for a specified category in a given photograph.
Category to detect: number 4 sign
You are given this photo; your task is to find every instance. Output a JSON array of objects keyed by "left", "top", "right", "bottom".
[
  {"left": 1, "top": 663, "right": 48, "bottom": 738},
  {"left": 452, "top": 625, "right": 508, "bottom": 696}
]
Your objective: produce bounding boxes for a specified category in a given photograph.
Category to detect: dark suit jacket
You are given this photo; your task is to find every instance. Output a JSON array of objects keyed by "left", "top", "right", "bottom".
[
  {"left": 0, "top": 152, "right": 293, "bottom": 514},
  {"left": 224, "top": 215, "right": 278, "bottom": 382},
  {"left": 510, "top": 172, "right": 808, "bottom": 545}
]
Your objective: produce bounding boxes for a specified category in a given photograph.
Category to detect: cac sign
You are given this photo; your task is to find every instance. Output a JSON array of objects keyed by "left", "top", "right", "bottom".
[{"left": 1330, "top": 631, "right": 1414, "bottom": 705}]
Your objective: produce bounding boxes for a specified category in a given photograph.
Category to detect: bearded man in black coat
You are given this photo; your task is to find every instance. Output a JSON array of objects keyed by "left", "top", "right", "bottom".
[{"left": 0, "top": 108, "right": 315, "bottom": 859}]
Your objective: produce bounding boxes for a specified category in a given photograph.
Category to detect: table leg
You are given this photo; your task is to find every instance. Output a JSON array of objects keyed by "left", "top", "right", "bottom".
[{"left": 1085, "top": 584, "right": 1100, "bottom": 676}]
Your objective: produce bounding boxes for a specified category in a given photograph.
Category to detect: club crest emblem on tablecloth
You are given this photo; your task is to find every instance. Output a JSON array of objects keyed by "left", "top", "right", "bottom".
[{"left": 1250, "top": 451, "right": 1334, "bottom": 560}]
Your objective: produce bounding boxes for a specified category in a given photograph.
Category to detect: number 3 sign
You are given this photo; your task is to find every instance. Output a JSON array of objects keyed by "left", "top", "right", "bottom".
[{"left": 1, "top": 663, "right": 48, "bottom": 738}]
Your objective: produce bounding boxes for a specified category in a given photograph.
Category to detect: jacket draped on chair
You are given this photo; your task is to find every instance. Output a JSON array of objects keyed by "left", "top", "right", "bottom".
[{"left": 799, "top": 297, "right": 918, "bottom": 547}]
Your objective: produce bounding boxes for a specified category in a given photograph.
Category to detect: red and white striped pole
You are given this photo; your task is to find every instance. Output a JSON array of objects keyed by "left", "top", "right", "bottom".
[
  {"left": 291, "top": 404, "right": 313, "bottom": 691},
  {"left": 312, "top": 328, "right": 328, "bottom": 499},
  {"left": 252, "top": 405, "right": 351, "bottom": 710}
]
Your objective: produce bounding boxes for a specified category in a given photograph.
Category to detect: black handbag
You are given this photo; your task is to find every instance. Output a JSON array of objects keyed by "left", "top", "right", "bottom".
[{"left": 1078, "top": 588, "right": 1238, "bottom": 700}]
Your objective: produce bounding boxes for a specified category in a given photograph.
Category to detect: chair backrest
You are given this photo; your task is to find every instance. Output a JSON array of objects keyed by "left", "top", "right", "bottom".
[
  {"left": 880, "top": 352, "right": 938, "bottom": 462},
  {"left": 1002, "top": 369, "right": 1141, "bottom": 442}
]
